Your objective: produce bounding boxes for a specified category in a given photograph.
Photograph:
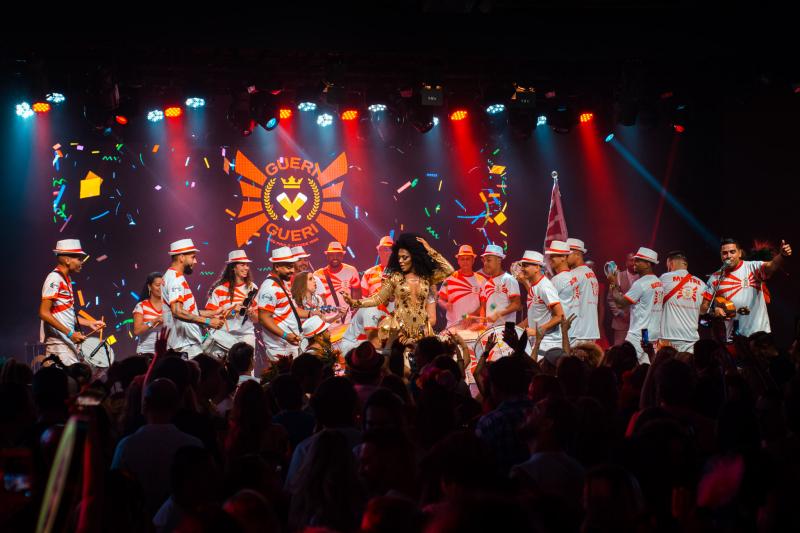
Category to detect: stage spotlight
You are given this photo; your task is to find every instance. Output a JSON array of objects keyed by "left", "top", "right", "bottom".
[
  {"left": 537, "top": 115, "right": 547, "bottom": 126},
  {"left": 32, "top": 102, "right": 51, "bottom": 113},
  {"left": 605, "top": 133, "right": 615, "bottom": 142},
  {"left": 341, "top": 109, "right": 359, "bottom": 121},
  {"left": 115, "top": 115, "right": 128, "bottom": 125},
  {"left": 317, "top": 113, "right": 333, "bottom": 127},
  {"left": 15, "top": 102, "right": 34, "bottom": 118},
  {"left": 579, "top": 112, "right": 594, "bottom": 123},
  {"left": 421, "top": 83, "right": 443, "bottom": 106},
  {"left": 486, "top": 104, "right": 505, "bottom": 115},
  {"left": 185, "top": 97, "right": 205, "bottom": 109},
  {"left": 46, "top": 93, "right": 65, "bottom": 104},
  {"left": 279, "top": 108, "right": 293, "bottom": 119},
  {"left": 298, "top": 102, "right": 317, "bottom": 112},
  {"left": 433, "top": 116, "right": 440, "bottom": 127},
  {"left": 368, "top": 103, "right": 387, "bottom": 113},
  {"left": 449, "top": 109, "right": 468, "bottom": 121},
  {"left": 673, "top": 124, "right": 685, "bottom": 133},
  {"left": 250, "top": 91, "right": 280, "bottom": 131},
  {"left": 147, "top": 109, "right": 164, "bottom": 122},
  {"left": 164, "top": 106, "right": 183, "bottom": 118}
]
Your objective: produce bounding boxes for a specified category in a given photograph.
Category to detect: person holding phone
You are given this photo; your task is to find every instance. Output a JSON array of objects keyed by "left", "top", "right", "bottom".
[{"left": 607, "top": 247, "right": 663, "bottom": 363}]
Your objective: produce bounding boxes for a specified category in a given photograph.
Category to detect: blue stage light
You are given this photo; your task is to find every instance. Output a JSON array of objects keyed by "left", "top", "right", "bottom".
[
  {"left": 298, "top": 102, "right": 317, "bottom": 112},
  {"left": 185, "top": 97, "right": 205, "bottom": 109},
  {"left": 15, "top": 102, "right": 33, "bottom": 118},
  {"left": 537, "top": 115, "right": 547, "bottom": 126},
  {"left": 605, "top": 133, "right": 615, "bottom": 142},
  {"left": 46, "top": 93, "right": 66, "bottom": 104},
  {"left": 317, "top": 113, "right": 333, "bottom": 127},
  {"left": 485, "top": 104, "right": 505, "bottom": 115},
  {"left": 147, "top": 109, "right": 164, "bottom": 122}
]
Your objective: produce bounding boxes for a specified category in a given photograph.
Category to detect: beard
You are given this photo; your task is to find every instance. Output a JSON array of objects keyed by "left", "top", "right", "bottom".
[
  {"left": 184, "top": 264, "right": 194, "bottom": 275},
  {"left": 278, "top": 270, "right": 292, "bottom": 281}
]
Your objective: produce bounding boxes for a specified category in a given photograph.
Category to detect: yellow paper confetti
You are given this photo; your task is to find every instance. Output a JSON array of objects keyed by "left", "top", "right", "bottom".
[
  {"left": 77, "top": 290, "right": 85, "bottom": 307},
  {"left": 78, "top": 310, "right": 97, "bottom": 322},
  {"left": 225, "top": 209, "right": 237, "bottom": 217},
  {"left": 79, "top": 171, "right": 103, "bottom": 199},
  {"left": 494, "top": 212, "right": 507, "bottom": 226},
  {"left": 106, "top": 335, "right": 117, "bottom": 346},
  {"left": 489, "top": 165, "right": 506, "bottom": 175},
  {"left": 152, "top": 145, "right": 160, "bottom": 153}
]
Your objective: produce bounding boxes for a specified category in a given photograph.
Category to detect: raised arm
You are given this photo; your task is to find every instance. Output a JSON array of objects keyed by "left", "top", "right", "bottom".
[
  {"left": 761, "top": 240, "right": 792, "bottom": 278},
  {"left": 418, "top": 237, "right": 455, "bottom": 283}
]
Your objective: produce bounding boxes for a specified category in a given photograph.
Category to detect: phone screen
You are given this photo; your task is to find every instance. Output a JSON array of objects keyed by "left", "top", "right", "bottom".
[
  {"left": 1, "top": 448, "right": 34, "bottom": 497},
  {"left": 504, "top": 321, "right": 516, "bottom": 336},
  {"left": 641, "top": 328, "right": 649, "bottom": 344}
]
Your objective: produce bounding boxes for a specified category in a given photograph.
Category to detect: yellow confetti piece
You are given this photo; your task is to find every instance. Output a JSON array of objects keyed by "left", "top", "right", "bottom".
[
  {"left": 152, "top": 145, "right": 160, "bottom": 153},
  {"left": 252, "top": 232, "right": 261, "bottom": 238},
  {"left": 204, "top": 157, "right": 210, "bottom": 168},
  {"left": 128, "top": 330, "right": 133, "bottom": 339},
  {"left": 106, "top": 335, "right": 117, "bottom": 346},
  {"left": 225, "top": 208, "right": 237, "bottom": 217},
  {"left": 502, "top": 202, "right": 508, "bottom": 212},
  {"left": 489, "top": 165, "right": 506, "bottom": 175},
  {"left": 78, "top": 310, "right": 97, "bottom": 322},
  {"left": 79, "top": 171, "right": 103, "bottom": 198},
  {"left": 500, "top": 230, "right": 508, "bottom": 237},
  {"left": 52, "top": 143, "right": 62, "bottom": 150},
  {"left": 494, "top": 211, "right": 507, "bottom": 226},
  {"left": 77, "top": 290, "right": 85, "bottom": 307},
  {"left": 486, "top": 217, "right": 494, "bottom": 224},
  {"left": 91, "top": 150, "right": 100, "bottom": 154},
  {"left": 438, "top": 180, "right": 442, "bottom": 191}
]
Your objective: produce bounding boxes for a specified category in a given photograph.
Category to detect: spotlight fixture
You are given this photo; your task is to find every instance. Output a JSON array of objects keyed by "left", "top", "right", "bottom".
[
  {"left": 485, "top": 104, "right": 506, "bottom": 115},
  {"left": 420, "top": 83, "right": 443, "bottom": 106},
  {"left": 15, "top": 102, "right": 34, "bottom": 118},
  {"left": 604, "top": 133, "right": 615, "bottom": 142},
  {"left": 164, "top": 106, "right": 183, "bottom": 118},
  {"left": 579, "top": 112, "right": 594, "bottom": 123},
  {"left": 317, "top": 113, "right": 333, "bottom": 127},
  {"left": 537, "top": 115, "right": 547, "bottom": 126},
  {"left": 32, "top": 102, "right": 51, "bottom": 113},
  {"left": 147, "top": 109, "right": 164, "bottom": 122},
  {"left": 340, "top": 109, "right": 359, "bottom": 121},
  {"left": 250, "top": 91, "right": 280, "bottom": 131},
  {"left": 115, "top": 115, "right": 129, "bottom": 125},
  {"left": 406, "top": 105, "right": 435, "bottom": 133},
  {"left": 449, "top": 109, "right": 468, "bottom": 121},
  {"left": 297, "top": 102, "right": 317, "bottom": 112},
  {"left": 279, "top": 108, "right": 293, "bottom": 119},
  {"left": 368, "top": 103, "right": 387, "bottom": 113},
  {"left": 46, "top": 93, "right": 66, "bottom": 104},
  {"left": 185, "top": 97, "right": 205, "bottom": 109}
]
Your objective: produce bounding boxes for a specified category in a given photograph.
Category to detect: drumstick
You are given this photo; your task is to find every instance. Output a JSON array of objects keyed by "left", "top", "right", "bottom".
[{"left": 99, "top": 316, "right": 104, "bottom": 342}]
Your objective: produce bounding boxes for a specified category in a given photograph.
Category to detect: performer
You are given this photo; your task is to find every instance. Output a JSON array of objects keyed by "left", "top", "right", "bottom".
[
  {"left": 339, "top": 303, "right": 392, "bottom": 357},
  {"left": 162, "top": 239, "right": 225, "bottom": 358},
  {"left": 659, "top": 251, "right": 711, "bottom": 353},
  {"left": 705, "top": 238, "right": 792, "bottom": 337},
  {"left": 566, "top": 238, "right": 601, "bottom": 345},
  {"left": 291, "top": 246, "right": 325, "bottom": 300},
  {"left": 342, "top": 234, "right": 454, "bottom": 343},
  {"left": 258, "top": 247, "right": 313, "bottom": 359},
  {"left": 607, "top": 252, "right": 639, "bottom": 346},
  {"left": 516, "top": 251, "right": 565, "bottom": 358},
  {"left": 314, "top": 241, "right": 361, "bottom": 320},
  {"left": 437, "top": 245, "right": 486, "bottom": 329},
  {"left": 479, "top": 244, "right": 522, "bottom": 327},
  {"left": 132, "top": 272, "right": 164, "bottom": 356},
  {"left": 300, "top": 315, "right": 332, "bottom": 357},
  {"left": 545, "top": 240, "right": 578, "bottom": 344},
  {"left": 607, "top": 247, "right": 664, "bottom": 363},
  {"left": 39, "top": 239, "right": 105, "bottom": 365},
  {"left": 291, "top": 270, "right": 344, "bottom": 323},
  {"left": 205, "top": 250, "right": 260, "bottom": 348},
  {"left": 361, "top": 236, "right": 394, "bottom": 297}
]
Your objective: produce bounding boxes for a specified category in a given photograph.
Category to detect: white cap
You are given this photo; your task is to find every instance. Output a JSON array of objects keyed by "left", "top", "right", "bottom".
[
  {"left": 481, "top": 244, "right": 506, "bottom": 259},
  {"left": 269, "top": 246, "right": 299, "bottom": 263},
  {"left": 53, "top": 239, "right": 85, "bottom": 255},
  {"left": 301, "top": 315, "right": 329, "bottom": 338},
  {"left": 633, "top": 247, "right": 659, "bottom": 264},
  {"left": 566, "top": 238, "right": 587, "bottom": 254},
  {"left": 226, "top": 250, "right": 252, "bottom": 263},
  {"left": 520, "top": 250, "right": 545, "bottom": 265},
  {"left": 291, "top": 246, "right": 311, "bottom": 259},
  {"left": 544, "top": 240, "right": 571, "bottom": 255},
  {"left": 169, "top": 238, "right": 199, "bottom": 255}
]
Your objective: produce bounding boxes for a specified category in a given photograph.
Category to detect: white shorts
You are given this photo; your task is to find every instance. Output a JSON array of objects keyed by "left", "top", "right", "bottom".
[{"left": 660, "top": 339, "right": 696, "bottom": 353}]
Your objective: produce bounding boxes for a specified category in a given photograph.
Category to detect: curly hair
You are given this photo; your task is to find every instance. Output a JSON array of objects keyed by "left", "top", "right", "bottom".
[
  {"left": 385, "top": 233, "right": 437, "bottom": 278},
  {"left": 208, "top": 262, "right": 253, "bottom": 302}
]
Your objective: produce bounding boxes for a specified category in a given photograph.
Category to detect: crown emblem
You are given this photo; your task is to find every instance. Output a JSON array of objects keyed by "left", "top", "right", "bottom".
[{"left": 281, "top": 176, "right": 302, "bottom": 189}]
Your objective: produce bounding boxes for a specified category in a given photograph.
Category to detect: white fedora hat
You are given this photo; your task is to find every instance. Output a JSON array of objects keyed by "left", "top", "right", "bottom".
[
  {"left": 226, "top": 250, "right": 252, "bottom": 263},
  {"left": 544, "top": 240, "right": 571, "bottom": 255},
  {"left": 566, "top": 238, "right": 587, "bottom": 254},
  {"left": 633, "top": 247, "right": 659, "bottom": 264},
  {"left": 269, "top": 246, "right": 299, "bottom": 263},
  {"left": 169, "top": 238, "right": 200, "bottom": 255},
  {"left": 481, "top": 244, "right": 506, "bottom": 259},
  {"left": 53, "top": 239, "right": 86, "bottom": 255},
  {"left": 301, "top": 315, "right": 329, "bottom": 338},
  {"left": 520, "top": 250, "right": 544, "bottom": 265},
  {"left": 291, "top": 246, "right": 311, "bottom": 259}
]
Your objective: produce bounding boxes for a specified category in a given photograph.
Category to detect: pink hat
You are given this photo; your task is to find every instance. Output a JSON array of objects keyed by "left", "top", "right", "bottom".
[
  {"left": 544, "top": 240, "right": 571, "bottom": 255},
  {"left": 520, "top": 250, "right": 544, "bottom": 265},
  {"left": 455, "top": 244, "right": 477, "bottom": 257},
  {"left": 323, "top": 241, "right": 345, "bottom": 254},
  {"left": 226, "top": 249, "right": 252, "bottom": 263},
  {"left": 169, "top": 238, "right": 199, "bottom": 255},
  {"left": 376, "top": 236, "right": 394, "bottom": 249},
  {"left": 269, "top": 246, "right": 299, "bottom": 263},
  {"left": 633, "top": 247, "right": 659, "bottom": 264},
  {"left": 53, "top": 239, "right": 86, "bottom": 256}
]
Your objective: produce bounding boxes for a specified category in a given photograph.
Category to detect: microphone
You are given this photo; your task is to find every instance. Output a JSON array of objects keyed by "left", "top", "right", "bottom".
[{"left": 551, "top": 171, "right": 558, "bottom": 179}]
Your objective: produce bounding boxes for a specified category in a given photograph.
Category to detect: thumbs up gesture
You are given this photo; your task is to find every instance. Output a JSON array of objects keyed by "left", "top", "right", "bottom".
[{"left": 780, "top": 240, "right": 792, "bottom": 257}]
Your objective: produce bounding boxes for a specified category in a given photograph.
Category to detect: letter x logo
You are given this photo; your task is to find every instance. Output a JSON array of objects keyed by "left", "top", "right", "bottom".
[{"left": 275, "top": 192, "right": 308, "bottom": 221}]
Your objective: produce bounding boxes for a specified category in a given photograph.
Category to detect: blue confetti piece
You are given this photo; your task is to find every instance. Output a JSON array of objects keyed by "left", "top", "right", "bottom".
[
  {"left": 90, "top": 210, "right": 110, "bottom": 221},
  {"left": 130, "top": 291, "right": 140, "bottom": 301},
  {"left": 454, "top": 199, "right": 466, "bottom": 212},
  {"left": 347, "top": 246, "right": 356, "bottom": 258},
  {"left": 389, "top": 229, "right": 395, "bottom": 240},
  {"left": 121, "top": 279, "right": 125, "bottom": 287},
  {"left": 53, "top": 184, "right": 66, "bottom": 211},
  {"left": 265, "top": 234, "right": 272, "bottom": 254},
  {"left": 355, "top": 206, "right": 359, "bottom": 219}
]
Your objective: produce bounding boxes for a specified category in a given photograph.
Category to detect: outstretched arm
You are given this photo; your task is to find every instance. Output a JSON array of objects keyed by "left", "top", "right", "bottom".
[{"left": 761, "top": 240, "right": 792, "bottom": 278}]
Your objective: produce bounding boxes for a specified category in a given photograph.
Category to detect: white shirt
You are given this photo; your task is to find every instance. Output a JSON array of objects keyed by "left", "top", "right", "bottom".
[
  {"left": 41, "top": 269, "right": 79, "bottom": 361},
  {"left": 659, "top": 270, "right": 709, "bottom": 342},
  {"left": 551, "top": 270, "right": 578, "bottom": 340},
  {"left": 438, "top": 271, "right": 486, "bottom": 329},
  {"left": 132, "top": 299, "right": 163, "bottom": 354},
  {"left": 161, "top": 268, "right": 203, "bottom": 349},
  {"left": 480, "top": 272, "right": 521, "bottom": 327},
  {"left": 205, "top": 281, "right": 259, "bottom": 338},
  {"left": 314, "top": 264, "right": 360, "bottom": 307},
  {"left": 527, "top": 275, "right": 562, "bottom": 346},
  {"left": 340, "top": 305, "right": 391, "bottom": 356},
  {"left": 257, "top": 276, "right": 301, "bottom": 357},
  {"left": 570, "top": 265, "right": 600, "bottom": 340},
  {"left": 360, "top": 264, "right": 387, "bottom": 297},
  {"left": 624, "top": 274, "right": 664, "bottom": 340},
  {"left": 706, "top": 260, "right": 770, "bottom": 336}
]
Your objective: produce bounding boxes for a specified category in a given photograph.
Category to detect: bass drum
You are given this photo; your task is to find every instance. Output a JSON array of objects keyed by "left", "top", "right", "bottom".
[
  {"left": 473, "top": 324, "right": 526, "bottom": 362},
  {"left": 201, "top": 329, "right": 239, "bottom": 359},
  {"left": 437, "top": 329, "right": 480, "bottom": 385},
  {"left": 79, "top": 337, "right": 115, "bottom": 368}
]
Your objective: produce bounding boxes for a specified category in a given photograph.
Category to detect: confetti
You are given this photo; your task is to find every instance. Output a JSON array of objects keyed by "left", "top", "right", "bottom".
[
  {"left": 454, "top": 199, "right": 466, "bottom": 211},
  {"left": 77, "top": 290, "right": 85, "bottom": 306},
  {"left": 154, "top": 185, "right": 162, "bottom": 191},
  {"left": 185, "top": 225, "right": 194, "bottom": 230},
  {"left": 79, "top": 171, "right": 104, "bottom": 198},
  {"left": 58, "top": 214, "right": 72, "bottom": 233},
  {"left": 204, "top": 157, "right": 210, "bottom": 169},
  {"left": 90, "top": 210, "right": 110, "bottom": 221},
  {"left": 347, "top": 246, "right": 355, "bottom": 258},
  {"left": 396, "top": 181, "right": 412, "bottom": 194},
  {"left": 225, "top": 209, "right": 237, "bottom": 217},
  {"left": 152, "top": 145, "right": 160, "bottom": 153},
  {"left": 185, "top": 157, "right": 191, "bottom": 167},
  {"left": 130, "top": 291, "right": 140, "bottom": 301}
]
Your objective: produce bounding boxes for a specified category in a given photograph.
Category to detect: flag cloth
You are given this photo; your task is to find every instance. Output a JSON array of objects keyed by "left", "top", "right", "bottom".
[{"left": 543, "top": 174, "right": 568, "bottom": 251}]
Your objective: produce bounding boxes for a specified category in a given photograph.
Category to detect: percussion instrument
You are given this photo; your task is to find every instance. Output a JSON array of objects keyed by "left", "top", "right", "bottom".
[
  {"left": 78, "top": 337, "right": 115, "bottom": 368},
  {"left": 201, "top": 329, "right": 239, "bottom": 358},
  {"left": 473, "top": 324, "right": 526, "bottom": 361}
]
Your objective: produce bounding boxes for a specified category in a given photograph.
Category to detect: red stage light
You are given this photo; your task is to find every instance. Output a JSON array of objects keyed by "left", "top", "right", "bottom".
[
  {"left": 673, "top": 124, "right": 685, "bottom": 133},
  {"left": 579, "top": 112, "right": 594, "bottom": 123},
  {"left": 164, "top": 106, "right": 183, "bottom": 118},
  {"left": 115, "top": 115, "right": 128, "bottom": 125},
  {"left": 341, "top": 109, "right": 359, "bottom": 121},
  {"left": 32, "top": 102, "right": 51, "bottom": 113},
  {"left": 449, "top": 109, "right": 468, "bottom": 121},
  {"left": 279, "top": 108, "right": 293, "bottom": 119}
]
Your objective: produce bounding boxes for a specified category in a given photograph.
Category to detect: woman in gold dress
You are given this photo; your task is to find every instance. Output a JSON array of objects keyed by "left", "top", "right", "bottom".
[{"left": 342, "top": 234, "right": 454, "bottom": 343}]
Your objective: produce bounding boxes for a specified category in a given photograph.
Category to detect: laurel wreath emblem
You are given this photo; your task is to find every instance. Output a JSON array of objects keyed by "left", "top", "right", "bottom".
[
  {"left": 263, "top": 178, "right": 278, "bottom": 220},
  {"left": 306, "top": 177, "right": 321, "bottom": 220}
]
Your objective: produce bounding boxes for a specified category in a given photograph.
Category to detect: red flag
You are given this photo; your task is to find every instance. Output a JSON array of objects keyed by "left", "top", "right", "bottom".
[{"left": 543, "top": 171, "right": 568, "bottom": 252}]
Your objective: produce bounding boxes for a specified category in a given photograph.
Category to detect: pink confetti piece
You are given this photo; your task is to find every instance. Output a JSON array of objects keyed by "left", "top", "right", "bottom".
[{"left": 96, "top": 255, "right": 108, "bottom": 262}]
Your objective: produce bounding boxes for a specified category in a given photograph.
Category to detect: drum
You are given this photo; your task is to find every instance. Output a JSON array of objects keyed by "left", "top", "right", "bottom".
[
  {"left": 201, "top": 329, "right": 239, "bottom": 358},
  {"left": 473, "top": 324, "right": 526, "bottom": 362},
  {"left": 438, "top": 329, "right": 480, "bottom": 385},
  {"left": 79, "top": 337, "right": 115, "bottom": 368},
  {"left": 329, "top": 323, "right": 349, "bottom": 344}
]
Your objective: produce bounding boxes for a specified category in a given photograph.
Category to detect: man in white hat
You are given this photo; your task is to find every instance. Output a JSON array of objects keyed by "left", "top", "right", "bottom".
[
  {"left": 205, "top": 250, "right": 260, "bottom": 349},
  {"left": 299, "top": 315, "right": 331, "bottom": 357},
  {"left": 607, "top": 253, "right": 639, "bottom": 346},
  {"left": 162, "top": 239, "right": 225, "bottom": 358},
  {"left": 438, "top": 244, "right": 487, "bottom": 329},
  {"left": 39, "top": 239, "right": 106, "bottom": 365},
  {"left": 516, "top": 251, "right": 565, "bottom": 358},
  {"left": 566, "top": 238, "right": 601, "bottom": 345},
  {"left": 545, "top": 240, "right": 579, "bottom": 345},
  {"left": 607, "top": 247, "right": 664, "bottom": 362},
  {"left": 360, "top": 236, "right": 394, "bottom": 297},
  {"left": 258, "top": 246, "right": 313, "bottom": 359},
  {"left": 314, "top": 241, "right": 361, "bottom": 323},
  {"left": 479, "top": 244, "right": 521, "bottom": 327}
]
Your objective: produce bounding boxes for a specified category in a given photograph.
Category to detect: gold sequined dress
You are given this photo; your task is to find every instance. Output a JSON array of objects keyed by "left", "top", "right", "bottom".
[{"left": 352, "top": 249, "right": 454, "bottom": 341}]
